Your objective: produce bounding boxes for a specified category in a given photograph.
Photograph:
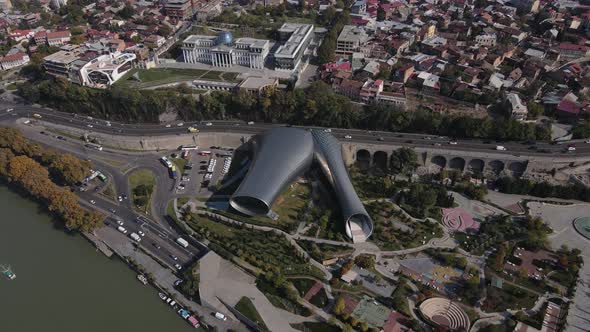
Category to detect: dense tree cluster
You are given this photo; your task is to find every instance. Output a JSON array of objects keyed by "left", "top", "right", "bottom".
[
  {"left": 0, "top": 127, "right": 91, "bottom": 185},
  {"left": 495, "top": 177, "right": 590, "bottom": 201},
  {"left": 317, "top": 8, "right": 350, "bottom": 63},
  {"left": 397, "top": 183, "right": 454, "bottom": 218},
  {"left": 0, "top": 151, "right": 103, "bottom": 231},
  {"left": 18, "top": 78, "right": 550, "bottom": 141}
]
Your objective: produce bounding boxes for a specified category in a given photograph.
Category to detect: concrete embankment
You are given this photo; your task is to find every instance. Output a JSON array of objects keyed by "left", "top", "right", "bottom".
[{"left": 26, "top": 119, "right": 251, "bottom": 151}]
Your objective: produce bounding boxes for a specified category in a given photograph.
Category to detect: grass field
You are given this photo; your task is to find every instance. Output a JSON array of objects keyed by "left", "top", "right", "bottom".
[
  {"left": 99, "top": 180, "right": 117, "bottom": 202},
  {"left": 171, "top": 158, "right": 187, "bottom": 172},
  {"left": 128, "top": 169, "right": 156, "bottom": 213},
  {"left": 235, "top": 297, "right": 268, "bottom": 331},
  {"left": 116, "top": 68, "right": 241, "bottom": 89}
]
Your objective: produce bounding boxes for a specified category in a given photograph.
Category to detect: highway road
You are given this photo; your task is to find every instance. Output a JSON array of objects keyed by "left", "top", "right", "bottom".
[{"left": 1, "top": 101, "right": 590, "bottom": 157}]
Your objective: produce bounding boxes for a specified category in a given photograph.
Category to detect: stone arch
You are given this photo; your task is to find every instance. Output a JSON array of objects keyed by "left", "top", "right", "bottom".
[
  {"left": 373, "top": 151, "right": 388, "bottom": 172},
  {"left": 508, "top": 161, "right": 527, "bottom": 176},
  {"left": 356, "top": 149, "right": 371, "bottom": 171},
  {"left": 468, "top": 159, "right": 485, "bottom": 173},
  {"left": 488, "top": 160, "right": 505, "bottom": 174},
  {"left": 431, "top": 155, "right": 447, "bottom": 169},
  {"left": 449, "top": 157, "right": 466, "bottom": 171}
]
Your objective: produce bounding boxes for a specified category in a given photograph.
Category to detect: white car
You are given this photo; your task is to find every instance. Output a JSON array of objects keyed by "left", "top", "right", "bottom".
[
  {"left": 324, "top": 128, "right": 332, "bottom": 133},
  {"left": 117, "top": 220, "right": 124, "bottom": 226},
  {"left": 449, "top": 141, "right": 458, "bottom": 145},
  {"left": 247, "top": 121, "right": 254, "bottom": 125},
  {"left": 6, "top": 108, "right": 13, "bottom": 112},
  {"left": 344, "top": 135, "right": 352, "bottom": 139},
  {"left": 165, "top": 124, "right": 171, "bottom": 128},
  {"left": 174, "top": 263, "right": 182, "bottom": 270},
  {"left": 90, "top": 199, "right": 96, "bottom": 205},
  {"left": 496, "top": 145, "right": 507, "bottom": 151},
  {"left": 177, "top": 123, "right": 184, "bottom": 127},
  {"left": 138, "top": 230, "right": 146, "bottom": 237},
  {"left": 118, "top": 195, "right": 123, "bottom": 202},
  {"left": 568, "top": 145, "right": 576, "bottom": 152},
  {"left": 105, "top": 121, "right": 111, "bottom": 127},
  {"left": 205, "top": 122, "right": 213, "bottom": 126},
  {"left": 585, "top": 139, "right": 590, "bottom": 144},
  {"left": 87, "top": 124, "right": 94, "bottom": 128}
]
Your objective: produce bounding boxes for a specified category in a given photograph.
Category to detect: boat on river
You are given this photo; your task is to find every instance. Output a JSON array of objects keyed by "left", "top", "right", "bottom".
[
  {"left": 137, "top": 274, "right": 148, "bottom": 285},
  {"left": 1, "top": 264, "right": 16, "bottom": 280}
]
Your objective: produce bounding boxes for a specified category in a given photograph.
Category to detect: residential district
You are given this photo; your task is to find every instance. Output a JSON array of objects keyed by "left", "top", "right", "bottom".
[{"left": 1, "top": 0, "right": 590, "bottom": 331}]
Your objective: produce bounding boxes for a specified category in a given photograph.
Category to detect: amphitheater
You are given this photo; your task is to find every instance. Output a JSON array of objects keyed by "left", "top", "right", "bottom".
[{"left": 419, "top": 297, "right": 470, "bottom": 331}]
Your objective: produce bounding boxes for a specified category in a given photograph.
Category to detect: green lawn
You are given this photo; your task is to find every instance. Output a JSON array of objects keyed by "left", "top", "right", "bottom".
[
  {"left": 235, "top": 297, "right": 269, "bottom": 331},
  {"left": 128, "top": 169, "right": 156, "bottom": 213}
]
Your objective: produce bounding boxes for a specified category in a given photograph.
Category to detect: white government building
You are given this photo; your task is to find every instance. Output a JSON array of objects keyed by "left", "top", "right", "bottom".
[{"left": 181, "top": 32, "right": 269, "bottom": 69}]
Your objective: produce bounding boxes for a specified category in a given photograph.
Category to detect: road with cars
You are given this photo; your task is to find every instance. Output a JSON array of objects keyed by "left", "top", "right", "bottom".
[{"left": 2, "top": 100, "right": 590, "bottom": 156}]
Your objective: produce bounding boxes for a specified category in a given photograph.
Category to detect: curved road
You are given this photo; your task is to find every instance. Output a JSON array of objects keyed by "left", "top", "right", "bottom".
[{"left": 2, "top": 101, "right": 590, "bottom": 157}]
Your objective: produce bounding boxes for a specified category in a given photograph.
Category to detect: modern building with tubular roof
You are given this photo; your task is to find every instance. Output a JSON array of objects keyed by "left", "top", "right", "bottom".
[{"left": 229, "top": 127, "right": 373, "bottom": 243}]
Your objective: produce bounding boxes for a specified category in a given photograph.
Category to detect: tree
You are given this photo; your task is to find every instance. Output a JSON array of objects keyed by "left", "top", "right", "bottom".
[
  {"left": 159, "top": 25, "right": 173, "bottom": 37},
  {"left": 377, "top": 7, "right": 386, "bottom": 21},
  {"left": 389, "top": 147, "right": 418, "bottom": 176},
  {"left": 333, "top": 296, "right": 346, "bottom": 315},
  {"left": 118, "top": 3, "right": 134, "bottom": 19}
]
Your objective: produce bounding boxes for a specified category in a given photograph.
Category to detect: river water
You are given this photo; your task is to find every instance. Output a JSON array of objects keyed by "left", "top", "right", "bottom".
[{"left": 0, "top": 186, "right": 191, "bottom": 331}]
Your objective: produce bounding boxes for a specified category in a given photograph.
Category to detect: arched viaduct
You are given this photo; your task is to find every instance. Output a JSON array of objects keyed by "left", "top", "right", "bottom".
[{"left": 341, "top": 143, "right": 587, "bottom": 177}]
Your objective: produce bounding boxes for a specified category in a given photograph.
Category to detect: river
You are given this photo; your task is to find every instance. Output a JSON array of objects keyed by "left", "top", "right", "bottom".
[{"left": 0, "top": 186, "right": 191, "bottom": 331}]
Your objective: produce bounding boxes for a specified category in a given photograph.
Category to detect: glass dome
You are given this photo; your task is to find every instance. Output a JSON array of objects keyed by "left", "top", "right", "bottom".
[{"left": 217, "top": 31, "right": 233, "bottom": 45}]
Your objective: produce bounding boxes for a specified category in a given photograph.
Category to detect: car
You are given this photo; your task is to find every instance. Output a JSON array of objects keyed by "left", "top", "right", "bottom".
[
  {"left": 6, "top": 108, "right": 13, "bottom": 112},
  {"left": 324, "top": 128, "right": 332, "bottom": 133},
  {"left": 200, "top": 161, "right": 207, "bottom": 164},
  {"left": 174, "top": 279, "right": 183, "bottom": 286},
  {"left": 108, "top": 208, "right": 116, "bottom": 214},
  {"left": 247, "top": 121, "right": 254, "bottom": 125},
  {"left": 177, "top": 123, "right": 184, "bottom": 127},
  {"left": 152, "top": 242, "right": 161, "bottom": 249},
  {"left": 174, "top": 264, "right": 182, "bottom": 270},
  {"left": 89, "top": 199, "right": 96, "bottom": 205},
  {"left": 87, "top": 124, "right": 93, "bottom": 128},
  {"left": 116, "top": 220, "right": 124, "bottom": 226},
  {"left": 344, "top": 135, "right": 352, "bottom": 139},
  {"left": 433, "top": 143, "right": 442, "bottom": 146},
  {"left": 496, "top": 145, "right": 507, "bottom": 151},
  {"left": 118, "top": 195, "right": 123, "bottom": 202},
  {"left": 165, "top": 124, "right": 172, "bottom": 128},
  {"left": 170, "top": 255, "right": 178, "bottom": 261},
  {"left": 105, "top": 121, "right": 111, "bottom": 127},
  {"left": 138, "top": 230, "right": 146, "bottom": 237},
  {"left": 122, "top": 194, "right": 128, "bottom": 200},
  {"left": 205, "top": 122, "right": 213, "bottom": 126},
  {"left": 449, "top": 141, "right": 458, "bottom": 145},
  {"left": 56, "top": 135, "right": 65, "bottom": 140},
  {"left": 40, "top": 131, "right": 47, "bottom": 135},
  {"left": 585, "top": 139, "right": 590, "bottom": 144},
  {"left": 568, "top": 145, "right": 576, "bottom": 152},
  {"left": 377, "top": 137, "right": 384, "bottom": 141}
]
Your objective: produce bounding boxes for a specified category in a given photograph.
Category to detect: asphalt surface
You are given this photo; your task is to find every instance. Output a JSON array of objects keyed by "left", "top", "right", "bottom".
[{"left": 1, "top": 101, "right": 590, "bottom": 157}]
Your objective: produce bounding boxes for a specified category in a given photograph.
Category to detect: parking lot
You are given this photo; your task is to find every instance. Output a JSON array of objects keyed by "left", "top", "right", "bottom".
[{"left": 164, "top": 146, "right": 235, "bottom": 196}]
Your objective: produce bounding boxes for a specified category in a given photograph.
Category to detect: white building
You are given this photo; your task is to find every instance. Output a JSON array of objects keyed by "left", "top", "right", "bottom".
[
  {"left": 506, "top": 92, "right": 528, "bottom": 120},
  {"left": 0, "top": 0, "right": 12, "bottom": 11},
  {"left": 475, "top": 33, "right": 497, "bottom": 47},
  {"left": 336, "top": 25, "right": 369, "bottom": 55},
  {"left": 52, "top": 0, "right": 67, "bottom": 9},
  {"left": 0, "top": 53, "right": 30, "bottom": 70},
  {"left": 182, "top": 32, "right": 269, "bottom": 69},
  {"left": 79, "top": 53, "right": 136, "bottom": 88},
  {"left": 274, "top": 23, "right": 314, "bottom": 71}
]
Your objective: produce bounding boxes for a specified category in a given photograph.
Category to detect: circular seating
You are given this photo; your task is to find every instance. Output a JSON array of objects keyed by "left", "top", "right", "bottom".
[{"left": 419, "top": 297, "right": 470, "bottom": 331}]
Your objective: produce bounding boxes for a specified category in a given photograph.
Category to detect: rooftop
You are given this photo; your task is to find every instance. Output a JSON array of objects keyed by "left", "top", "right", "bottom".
[
  {"left": 337, "top": 25, "right": 369, "bottom": 44},
  {"left": 274, "top": 23, "right": 314, "bottom": 59}
]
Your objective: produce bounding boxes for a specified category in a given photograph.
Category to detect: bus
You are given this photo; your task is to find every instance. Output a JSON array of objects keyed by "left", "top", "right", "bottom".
[
  {"left": 176, "top": 237, "right": 189, "bottom": 248},
  {"left": 96, "top": 172, "right": 107, "bottom": 182},
  {"left": 85, "top": 143, "right": 103, "bottom": 151},
  {"left": 169, "top": 165, "right": 178, "bottom": 179},
  {"left": 180, "top": 145, "right": 198, "bottom": 151}
]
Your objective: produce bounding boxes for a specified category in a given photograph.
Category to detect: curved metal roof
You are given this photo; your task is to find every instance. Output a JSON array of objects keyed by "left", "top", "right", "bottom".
[
  {"left": 230, "top": 128, "right": 314, "bottom": 216},
  {"left": 229, "top": 127, "right": 373, "bottom": 242}
]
